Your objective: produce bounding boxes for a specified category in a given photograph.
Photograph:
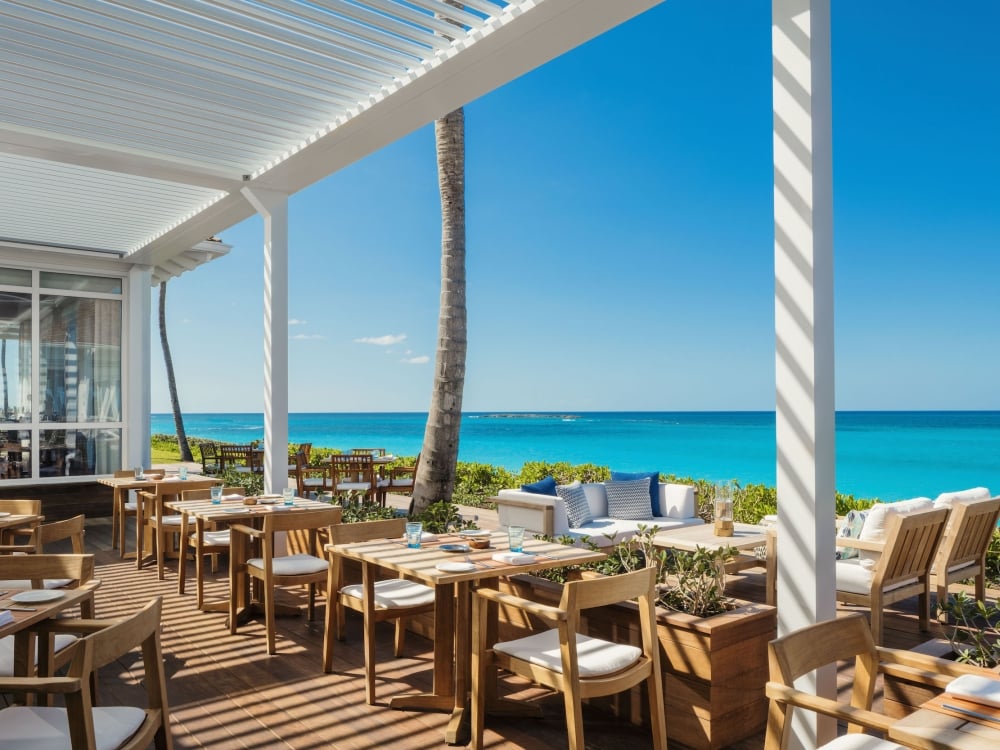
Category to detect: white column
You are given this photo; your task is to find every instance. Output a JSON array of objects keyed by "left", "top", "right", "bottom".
[
  {"left": 241, "top": 187, "right": 289, "bottom": 496},
  {"left": 125, "top": 264, "right": 152, "bottom": 469},
  {"left": 772, "top": 0, "right": 835, "bottom": 747}
]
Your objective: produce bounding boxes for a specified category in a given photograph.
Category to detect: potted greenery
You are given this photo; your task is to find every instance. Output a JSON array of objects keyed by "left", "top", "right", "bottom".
[{"left": 883, "top": 592, "right": 1000, "bottom": 717}]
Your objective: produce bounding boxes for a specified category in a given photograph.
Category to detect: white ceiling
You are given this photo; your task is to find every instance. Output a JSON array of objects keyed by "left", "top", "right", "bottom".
[{"left": 0, "top": 0, "right": 661, "bottom": 282}]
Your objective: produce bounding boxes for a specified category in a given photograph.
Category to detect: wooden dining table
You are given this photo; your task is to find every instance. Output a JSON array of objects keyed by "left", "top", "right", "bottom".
[
  {"left": 331, "top": 532, "right": 605, "bottom": 744},
  {"left": 165, "top": 495, "right": 335, "bottom": 617},
  {"left": 889, "top": 699, "right": 1000, "bottom": 749},
  {"left": 0, "top": 511, "right": 43, "bottom": 542}
]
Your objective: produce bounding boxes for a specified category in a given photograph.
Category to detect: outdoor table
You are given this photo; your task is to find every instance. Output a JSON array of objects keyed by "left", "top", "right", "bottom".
[
  {"left": 166, "top": 495, "right": 334, "bottom": 616},
  {"left": 331, "top": 532, "right": 605, "bottom": 744},
  {"left": 97, "top": 474, "right": 158, "bottom": 558},
  {"left": 134, "top": 475, "right": 218, "bottom": 570},
  {"left": 0, "top": 512, "right": 43, "bottom": 544},
  {"left": 889, "top": 701, "right": 1000, "bottom": 749}
]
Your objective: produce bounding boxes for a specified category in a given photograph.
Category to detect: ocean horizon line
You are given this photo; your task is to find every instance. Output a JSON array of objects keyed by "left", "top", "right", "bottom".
[{"left": 153, "top": 408, "right": 1000, "bottom": 417}]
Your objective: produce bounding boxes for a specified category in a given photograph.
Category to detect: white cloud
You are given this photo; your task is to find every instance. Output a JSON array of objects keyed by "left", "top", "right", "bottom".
[
  {"left": 401, "top": 355, "right": 430, "bottom": 365},
  {"left": 288, "top": 318, "right": 307, "bottom": 326},
  {"left": 355, "top": 334, "right": 406, "bottom": 346},
  {"left": 293, "top": 333, "right": 324, "bottom": 340}
]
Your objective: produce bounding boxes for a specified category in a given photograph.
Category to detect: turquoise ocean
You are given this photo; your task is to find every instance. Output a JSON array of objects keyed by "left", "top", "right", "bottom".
[{"left": 151, "top": 411, "right": 1000, "bottom": 502}]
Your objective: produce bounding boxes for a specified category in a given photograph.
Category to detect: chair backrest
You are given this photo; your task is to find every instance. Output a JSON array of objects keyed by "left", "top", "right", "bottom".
[
  {"left": 114, "top": 469, "right": 135, "bottom": 478},
  {"left": 0, "top": 552, "right": 95, "bottom": 591},
  {"left": 875, "top": 507, "right": 949, "bottom": 588},
  {"left": 330, "top": 454, "right": 375, "bottom": 488},
  {"left": 0, "top": 498, "right": 41, "bottom": 515},
  {"left": 66, "top": 597, "right": 170, "bottom": 750},
  {"left": 181, "top": 486, "right": 245, "bottom": 501},
  {"left": 351, "top": 447, "right": 386, "bottom": 457},
  {"left": 934, "top": 496, "right": 1000, "bottom": 573},
  {"left": 32, "top": 514, "right": 86, "bottom": 554},
  {"left": 766, "top": 613, "right": 880, "bottom": 747},
  {"left": 200, "top": 442, "right": 218, "bottom": 459},
  {"left": 327, "top": 517, "right": 406, "bottom": 546},
  {"left": 259, "top": 506, "right": 342, "bottom": 560},
  {"left": 297, "top": 443, "right": 312, "bottom": 461}
]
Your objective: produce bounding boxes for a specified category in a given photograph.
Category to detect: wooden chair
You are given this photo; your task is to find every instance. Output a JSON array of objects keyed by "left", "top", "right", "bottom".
[
  {"left": 387, "top": 453, "right": 420, "bottom": 504},
  {"left": 140, "top": 478, "right": 218, "bottom": 578},
  {"left": 329, "top": 454, "right": 384, "bottom": 504},
  {"left": 0, "top": 554, "right": 99, "bottom": 680},
  {"left": 293, "top": 451, "right": 330, "bottom": 498},
  {"left": 229, "top": 506, "right": 342, "bottom": 654},
  {"left": 322, "top": 518, "right": 435, "bottom": 703},
  {"left": 198, "top": 442, "right": 220, "bottom": 475},
  {"left": 350, "top": 447, "right": 386, "bottom": 457},
  {"left": 218, "top": 444, "right": 254, "bottom": 475},
  {"left": 177, "top": 486, "right": 245, "bottom": 609},
  {"left": 765, "top": 611, "right": 985, "bottom": 750},
  {"left": 110, "top": 468, "right": 135, "bottom": 554},
  {"left": 0, "top": 498, "right": 41, "bottom": 546},
  {"left": 0, "top": 596, "right": 172, "bottom": 750},
  {"left": 0, "top": 513, "right": 86, "bottom": 556},
  {"left": 931, "top": 495, "right": 1000, "bottom": 608},
  {"left": 834, "top": 507, "right": 948, "bottom": 645},
  {"left": 470, "top": 566, "right": 666, "bottom": 750}
]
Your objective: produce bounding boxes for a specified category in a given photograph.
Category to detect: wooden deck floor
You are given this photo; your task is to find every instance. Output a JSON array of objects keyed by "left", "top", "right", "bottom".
[{"left": 73, "top": 516, "right": 961, "bottom": 750}]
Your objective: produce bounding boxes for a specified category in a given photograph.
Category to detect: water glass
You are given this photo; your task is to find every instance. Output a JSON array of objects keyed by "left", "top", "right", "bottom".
[
  {"left": 405, "top": 521, "right": 423, "bottom": 549},
  {"left": 178, "top": 466, "right": 188, "bottom": 480},
  {"left": 508, "top": 525, "right": 525, "bottom": 553},
  {"left": 210, "top": 485, "right": 223, "bottom": 504},
  {"left": 133, "top": 465, "right": 143, "bottom": 480},
  {"left": 282, "top": 488, "right": 295, "bottom": 506}
]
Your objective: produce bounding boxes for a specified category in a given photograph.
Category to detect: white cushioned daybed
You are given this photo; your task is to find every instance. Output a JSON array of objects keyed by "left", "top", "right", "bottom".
[{"left": 495, "top": 477, "right": 702, "bottom": 547}]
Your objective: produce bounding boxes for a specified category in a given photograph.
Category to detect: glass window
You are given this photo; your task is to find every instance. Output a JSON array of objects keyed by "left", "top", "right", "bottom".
[
  {"left": 40, "top": 295, "right": 122, "bottom": 423},
  {"left": 0, "top": 293, "right": 31, "bottom": 423},
  {"left": 40, "top": 428, "right": 120, "bottom": 477},
  {"left": 0, "top": 268, "right": 31, "bottom": 287},
  {"left": 40, "top": 272, "right": 122, "bottom": 294},
  {"left": 0, "top": 430, "right": 30, "bottom": 479}
]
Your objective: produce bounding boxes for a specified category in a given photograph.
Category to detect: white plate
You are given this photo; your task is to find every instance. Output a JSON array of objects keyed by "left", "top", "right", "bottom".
[
  {"left": 258, "top": 498, "right": 278, "bottom": 504},
  {"left": 440, "top": 543, "right": 470, "bottom": 553},
  {"left": 12, "top": 589, "right": 65, "bottom": 603},
  {"left": 458, "top": 530, "right": 491, "bottom": 538},
  {"left": 0, "top": 511, "right": 9, "bottom": 518},
  {"left": 436, "top": 561, "right": 476, "bottom": 573}
]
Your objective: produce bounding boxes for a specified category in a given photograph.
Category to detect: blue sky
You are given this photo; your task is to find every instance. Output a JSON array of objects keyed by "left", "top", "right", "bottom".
[{"left": 151, "top": 1, "right": 1000, "bottom": 414}]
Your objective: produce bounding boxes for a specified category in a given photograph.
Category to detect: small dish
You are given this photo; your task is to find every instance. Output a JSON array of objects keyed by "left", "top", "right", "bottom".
[
  {"left": 436, "top": 561, "right": 476, "bottom": 573},
  {"left": 439, "top": 543, "right": 470, "bottom": 553},
  {"left": 12, "top": 589, "right": 64, "bottom": 603},
  {"left": 0, "top": 512, "right": 10, "bottom": 518},
  {"left": 258, "top": 498, "right": 278, "bottom": 504},
  {"left": 467, "top": 538, "right": 491, "bottom": 550}
]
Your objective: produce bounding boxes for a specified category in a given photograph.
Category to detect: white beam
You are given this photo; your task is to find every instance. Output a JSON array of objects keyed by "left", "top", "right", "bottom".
[
  {"left": 125, "top": 263, "right": 152, "bottom": 469},
  {"left": 241, "top": 186, "right": 289, "bottom": 495},
  {"left": 772, "top": 0, "right": 835, "bottom": 747}
]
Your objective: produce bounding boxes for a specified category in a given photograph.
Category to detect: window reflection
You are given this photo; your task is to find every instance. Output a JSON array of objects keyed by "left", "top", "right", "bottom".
[
  {"left": 0, "top": 293, "right": 31, "bottom": 423},
  {"left": 0, "top": 430, "right": 30, "bottom": 479},
  {"left": 40, "top": 429, "right": 120, "bottom": 477}
]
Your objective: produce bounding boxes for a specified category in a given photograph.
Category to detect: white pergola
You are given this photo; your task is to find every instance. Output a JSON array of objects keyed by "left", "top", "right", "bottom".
[{"left": 0, "top": 1, "right": 835, "bottom": 745}]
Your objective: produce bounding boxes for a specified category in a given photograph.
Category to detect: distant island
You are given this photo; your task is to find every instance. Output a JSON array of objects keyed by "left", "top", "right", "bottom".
[{"left": 474, "top": 413, "right": 580, "bottom": 420}]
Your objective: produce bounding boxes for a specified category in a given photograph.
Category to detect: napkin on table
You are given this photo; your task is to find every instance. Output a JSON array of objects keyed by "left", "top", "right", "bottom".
[
  {"left": 945, "top": 675, "right": 1000, "bottom": 708},
  {"left": 221, "top": 494, "right": 244, "bottom": 501},
  {"left": 492, "top": 552, "right": 536, "bottom": 565}
]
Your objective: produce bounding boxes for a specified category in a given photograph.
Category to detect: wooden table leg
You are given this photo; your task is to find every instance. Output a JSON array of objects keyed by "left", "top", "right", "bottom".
[{"left": 389, "top": 580, "right": 457, "bottom": 713}]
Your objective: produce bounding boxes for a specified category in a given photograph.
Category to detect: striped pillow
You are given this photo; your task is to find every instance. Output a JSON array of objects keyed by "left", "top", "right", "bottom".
[
  {"left": 606, "top": 478, "right": 653, "bottom": 520},
  {"left": 556, "top": 481, "right": 593, "bottom": 528}
]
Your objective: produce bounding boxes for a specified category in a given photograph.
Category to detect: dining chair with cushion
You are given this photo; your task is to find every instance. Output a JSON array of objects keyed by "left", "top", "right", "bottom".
[
  {"left": 176, "top": 486, "right": 245, "bottom": 609},
  {"left": 834, "top": 505, "right": 948, "bottom": 645},
  {"left": 229, "top": 506, "right": 342, "bottom": 654},
  {"left": 322, "top": 517, "right": 436, "bottom": 703},
  {"left": 765, "top": 611, "right": 984, "bottom": 750},
  {"left": 350, "top": 447, "right": 386, "bottom": 457},
  {"left": 0, "top": 596, "right": 172, "bottom": 750},
  {"left": 110, "top": 468, "right": 136, "bottom": 554},
  {"left": 470, "top": 566, "right": 666, "bottom": 750},
  {"left": 329, "top": 454, "right": 385, "bottom": 505},
  {"left": 198, "top": 442, "right": 220, "bottom": 475},
  {"left": 140, "top": 478, "right": 218, "bottom": 579},
  {"left": 929, "top": 494, "right": 1000, "bottom": 609},
  {"left": 387, "top": 453, "right": 420, "bottom": 508},
  {"left": 293, "top": 451, "right": 330, "bottom": 499},
  {"left": 0, "top": 553, "right": 99, "bottom": 679}
]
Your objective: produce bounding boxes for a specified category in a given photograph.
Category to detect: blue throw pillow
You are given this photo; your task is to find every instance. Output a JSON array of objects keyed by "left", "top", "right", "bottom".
[
  {"left": 611, "top": 470, "right": 660, "bottom": 515},
  {"left": 521, "top": 475, "right": 557, "bottom": 496}
]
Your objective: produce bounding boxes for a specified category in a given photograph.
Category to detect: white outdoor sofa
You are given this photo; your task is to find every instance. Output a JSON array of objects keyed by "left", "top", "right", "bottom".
[{"left": 493, "top": 481, "right": 703, "bottom": 547}]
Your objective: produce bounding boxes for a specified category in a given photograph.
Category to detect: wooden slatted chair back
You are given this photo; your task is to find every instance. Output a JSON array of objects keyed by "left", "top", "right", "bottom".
[{"left": 876, "top": 507, "right": 949, "bottom": 588}]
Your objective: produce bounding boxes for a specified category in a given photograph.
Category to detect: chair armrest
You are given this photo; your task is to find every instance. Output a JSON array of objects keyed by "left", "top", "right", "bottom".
[
  {"left": 0, "top": 676, "right": 81, "bottom": 694},
  {"left": 474, "top": 587, "right": 567, "bottom": 623},
  {"left": 765, "top": 682, "right": 894, "bottom": 734},
  {"left": 835, "top": 536, "right": 885, "bottom": 553},
  {"left": 229, "top": 523, "right": 262, "bottom": 539},
  {"left": 35, "top": 618, "right": 115, "bottom": 636},
  {"left": 878, "top": 646, "right": 991, "bottom": 686}
]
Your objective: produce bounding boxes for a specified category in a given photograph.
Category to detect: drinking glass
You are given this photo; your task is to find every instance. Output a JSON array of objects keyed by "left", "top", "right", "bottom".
[
  {"left": 178, "top": 466, "right": 188, "bottom": 480},
  {"left": 405, "top": 521, "right": 423, "bottom": 549},
  {"left": 508, "top": 525, "right": 525, "bottom": 553},
  {"left": 210, "top": 485, "right": 223, "bottom": 504},
  {"left": 282, "top": 488, "right": 295, "bottom": 506},
  {"left": 133, "top": 465, "right": 143, "bottom": 480}
]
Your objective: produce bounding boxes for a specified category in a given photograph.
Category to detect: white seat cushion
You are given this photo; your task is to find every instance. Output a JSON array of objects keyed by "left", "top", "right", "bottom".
[
  {"left": 151, "top": 515, "right": 183, "bottom": 526},
  {"left": 493, "top": 628, "right": 641, "bottom": 678},
  {"left": 341, "top": 578, "right": 435, "bottom": 609},
  {"left": 835, "top": 559, "right": 918, "bottom": 595},
  {"left": 248, "top": 553, "right": 328, "bottom": 575},
  {"left": 200, "top": 530, "right": 230, "bottom": 546},
  {"left": 123, "top": 501, "right": 137, "bottom": 511},
  {"left": 389, "top": 478, "right": 414, "bottom": 489},
  {"left": 0, "top": 634, "right": 78, "bottom": 677},
  {"left": 335, "top": 482, "right": 370, "bottom": 492},
  {"left": 0, "top": 579, "right": 72, "bottom": 590},
  {"left": 0, "top": 705, "right": 146, "bottom": 750},
  {"left": 821, "top": 736, "right": 906, "bottom": 750}
]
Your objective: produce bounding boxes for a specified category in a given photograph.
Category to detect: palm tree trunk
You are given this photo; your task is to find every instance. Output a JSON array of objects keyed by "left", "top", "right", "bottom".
[
  {"left": 411, "top": 105, "right": 467, "bottom": 514},
  {"left": 159, "top": 281, "right": 193, "bottom": 462}
]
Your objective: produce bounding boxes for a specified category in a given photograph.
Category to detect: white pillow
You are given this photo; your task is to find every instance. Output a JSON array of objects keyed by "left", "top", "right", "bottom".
[
  {"left": 857, "top": 497, "right": 933, "bottom": 563},
  {"left": 933, "top": 486, "right": 991, "bottom": 510}
]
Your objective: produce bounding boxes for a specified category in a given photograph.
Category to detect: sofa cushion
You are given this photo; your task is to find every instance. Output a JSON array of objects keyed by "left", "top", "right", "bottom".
[
  {"left": 581, "top": 483, "right": 609, "bottom": 517},
  {"left": 556, "top": 481, "right": 594, "bottom": 528},
  {"left": 611, "top": 470, "right": 660, "bottom": 515},
  {"left": 933, "top": 486, "right": 991, "bottom": 510},
  {"left": 569, "top": 516, "right": 703, "bottom": 548},
  {"left": 836, "top": 509, "right": 869, "bottom": 560},
  {"left": 520, "top": 476, "right": 557, "bottom": 496},
  {"left": 605, "top": 478, "right": 653, "bottom": 520},
  {"left": 857, "top": 497, "right": 933, "bottom": 563},
  {"left": 659, "top": 483, "right": 697, "bottom": 519}
]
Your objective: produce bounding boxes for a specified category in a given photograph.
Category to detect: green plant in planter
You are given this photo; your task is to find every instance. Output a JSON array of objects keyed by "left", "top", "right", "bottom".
[
  {"left": 938, "top": 591, "right": 1000, "bottom": 667},
  {"left": 340, "top": 501, "right": 396, "bottom": 523},
  {"left": 658, "top": 545, "right": 738, "bottom": 618}
]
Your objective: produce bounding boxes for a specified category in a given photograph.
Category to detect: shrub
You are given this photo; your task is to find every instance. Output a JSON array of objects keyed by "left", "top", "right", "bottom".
[
  {"left": 939, "top": 592, "right": 1000, "bottom": 668},
  {"left": 414, "top": 499, "right": 475, "bottom": 534}
]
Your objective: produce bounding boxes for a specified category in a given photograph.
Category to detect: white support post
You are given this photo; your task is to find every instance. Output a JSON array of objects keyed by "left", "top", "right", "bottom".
[
  {"left": 125, "top": 264, "right": 152, "bottom": 469},
  {"left": 772, "top": 1, "right": 835, "bottom": 748},
  {"left": 242, "top": 186, "right": 289, "bottom": 496}
]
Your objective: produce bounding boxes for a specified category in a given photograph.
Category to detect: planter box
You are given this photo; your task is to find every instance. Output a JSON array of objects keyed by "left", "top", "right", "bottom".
[
  {"left": 500, "top": 573, "right": 776, "bottom": 750},
  {"left": 883, "top": 638, "right": 999, "bottom": 718}
]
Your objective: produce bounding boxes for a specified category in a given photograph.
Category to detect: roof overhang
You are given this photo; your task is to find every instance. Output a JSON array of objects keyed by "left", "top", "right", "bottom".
[{"left": 0, "top": 0, "right": 662, "bottom": 281}]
